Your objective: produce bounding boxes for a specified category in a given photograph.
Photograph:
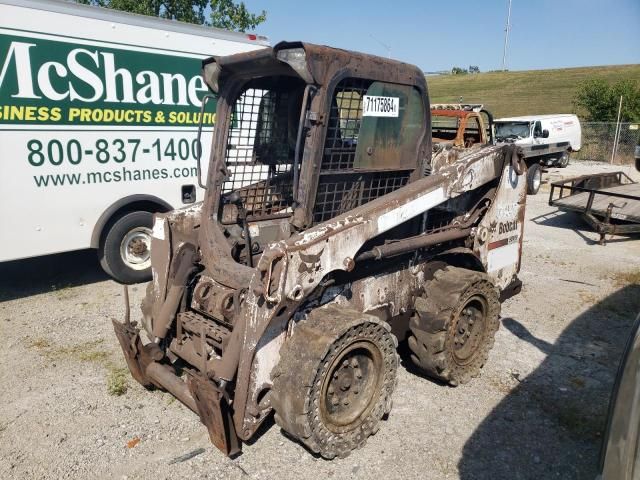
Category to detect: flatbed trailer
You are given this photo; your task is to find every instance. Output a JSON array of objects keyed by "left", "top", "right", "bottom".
[{"left": 549, "top": 171, "right": 640, "bottom": 244}]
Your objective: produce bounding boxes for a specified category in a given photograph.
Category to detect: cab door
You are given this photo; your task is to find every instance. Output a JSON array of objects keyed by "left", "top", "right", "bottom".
[{"left": 309, "top": 78, "right": 426, "bottom": 225}]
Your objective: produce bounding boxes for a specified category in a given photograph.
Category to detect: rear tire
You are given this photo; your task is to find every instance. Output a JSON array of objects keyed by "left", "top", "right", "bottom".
[
  {"left": 271, "top": 305, "right": 398, "bottom": 459},
  {"left": 557, "top": 150, "right": 570, "bottom": 168},
  {"left": 99, "top": 211, "right": 154, "bottom": 284},
  {"left": 526, "top": 163, "right": 542, "bottom": 195},
  {"left": 408, "top": 266, "right": 500, "bottom": 386}
]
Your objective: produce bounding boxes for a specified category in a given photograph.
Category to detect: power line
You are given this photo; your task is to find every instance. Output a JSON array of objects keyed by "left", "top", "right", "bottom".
[{"left": 369, "top": 33, "right": 391, "bottom": 59}]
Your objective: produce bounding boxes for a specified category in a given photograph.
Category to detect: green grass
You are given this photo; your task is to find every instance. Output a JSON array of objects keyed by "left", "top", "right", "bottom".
[
  {"left": 106, "top": 365, "right": 129, "bottom": 396},
  {"left": 46, "top": 339, "right": 109, "bottom": 363},
  {"left": 427, "top": 64, "right": 640, "bottom": 118},
  {"left": 27, "top": 337, "right": 129, "bottom": 396}
]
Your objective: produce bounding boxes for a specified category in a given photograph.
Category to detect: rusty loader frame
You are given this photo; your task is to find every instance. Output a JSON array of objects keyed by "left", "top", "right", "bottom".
[{"left": 113, "top": 41, "right": 528, "bottom": 458}]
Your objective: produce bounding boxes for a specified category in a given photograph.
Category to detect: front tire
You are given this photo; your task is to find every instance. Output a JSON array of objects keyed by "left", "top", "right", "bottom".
[
  {"left": 271, "top": 305, "right": 398, "bottom": 459},
  {"left": 99, "top": 211, "right": 154, "bottom": 284},
  {"left": 408, "top": 266, "right": 500, "bottom": 386},
  {"left": 526, "top": 163, "right": 542, "bottom": 195}
]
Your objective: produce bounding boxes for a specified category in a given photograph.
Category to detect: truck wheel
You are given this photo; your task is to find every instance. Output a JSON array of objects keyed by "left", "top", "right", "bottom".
[
  {"left": 557, "top": 150, "right": 570, "bottom": 168},
  {"left": 271, "top": 305, "right": 398, "bottom": 459},
  {"left": 526, "top": 163, "right": 542, "bottom": 195},
  {"left": 408, "top": 266, "right": 500, "bottom": 386},
  {"left": 99, "top": 211, "right": 154, "bottom": 284}
]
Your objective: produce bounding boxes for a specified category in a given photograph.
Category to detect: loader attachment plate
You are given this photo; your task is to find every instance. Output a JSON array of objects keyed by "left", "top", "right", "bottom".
[
  {"left": 112, "top": 319, "right": 153, "bottom": 388},
  {"left": 187, "top": 374, "right": 241, "bottom": 457},
  {"left": 113, "top": 319, "right": 242, "bottom": 457}
]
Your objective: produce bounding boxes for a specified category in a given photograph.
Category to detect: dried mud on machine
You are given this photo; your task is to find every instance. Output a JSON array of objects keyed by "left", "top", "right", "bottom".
[{"left": 113, "top": 41, "right": 528, "bottom": 459}]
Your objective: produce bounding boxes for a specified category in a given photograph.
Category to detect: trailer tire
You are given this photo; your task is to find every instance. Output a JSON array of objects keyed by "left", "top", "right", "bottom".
[
  {"left": 271, "top": 305, "right": 398, "bottom": 459},
  {"left": 408, "top": 266, "right": 500, "bottom": 386},
  {"left": 557, "top": 150, "right": 570, "bottom": 168},
  {"left": 526, "top": 163, "right": 542, "bottom": 195},
  {"left": 99, "top": 211, "right": 154, "bottom": 284}
]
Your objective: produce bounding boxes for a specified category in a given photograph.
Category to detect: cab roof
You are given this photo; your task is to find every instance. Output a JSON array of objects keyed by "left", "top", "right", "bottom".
[
  {"left": 431, "top": 109, "right": 479, "bottom": 118},
  {"left": 204, "top": 41, "right": 427, "bottom": 93},
  {"left": 495, "top": 114, "right": 578, "bottom": 122}
]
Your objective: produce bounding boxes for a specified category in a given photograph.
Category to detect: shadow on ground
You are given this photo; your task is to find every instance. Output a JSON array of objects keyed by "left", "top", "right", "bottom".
[
  {"left": 531, "top": 209, "right": 638, "bottom": 245},
  {"left": 458, "top": 285, "right": 640, "bottom": 480},
  {"left": 0, "top": 249, "right": 109, "bottom": 302}
]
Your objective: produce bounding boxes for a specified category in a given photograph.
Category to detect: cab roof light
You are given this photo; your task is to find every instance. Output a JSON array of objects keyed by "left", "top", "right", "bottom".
[
  {"left": 276, "top": 47, "right": 314, "bottom": 83},
  {"left": 203, "top": 60, "right": 222, "bottom": 93}
]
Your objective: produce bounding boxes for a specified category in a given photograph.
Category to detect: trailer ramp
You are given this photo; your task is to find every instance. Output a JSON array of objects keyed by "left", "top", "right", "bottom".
[{"left": 549, "top": 171, "right": 640, "bottom": 245}]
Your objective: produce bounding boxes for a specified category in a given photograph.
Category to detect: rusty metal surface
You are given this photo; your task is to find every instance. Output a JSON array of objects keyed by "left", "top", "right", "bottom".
[
  {"left": 112, "top": 318, "right": 153, "bottom": 389},
  {"left": 187, "top": 374, "right": 241, "bottom": 457},
  {"left": 113, "top": 40, "right": 528, "bottom": 458},
  {"left": 431, "top": 109, "right": 489, "bottom": 148},
  {"left": 431, "top": 109, "right": 477, "bottom": 118}
]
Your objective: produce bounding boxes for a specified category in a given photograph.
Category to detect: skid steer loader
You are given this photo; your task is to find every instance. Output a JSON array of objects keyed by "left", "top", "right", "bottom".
[{"left": 113, "top": 41, "right": 527, "bottom": 459}]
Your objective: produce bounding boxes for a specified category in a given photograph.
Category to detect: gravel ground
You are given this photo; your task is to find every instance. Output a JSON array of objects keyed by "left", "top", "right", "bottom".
[{"left": 1, "top": 162, "right": 639, "bottom": 480}]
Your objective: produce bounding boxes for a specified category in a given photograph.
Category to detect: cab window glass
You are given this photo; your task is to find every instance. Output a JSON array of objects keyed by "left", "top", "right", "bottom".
[
  {"left": 314, "top": 78, "right": 424, "bottom": 224},
  {"left": 354, "top": 82, "right": 424, "bottom": 171}
]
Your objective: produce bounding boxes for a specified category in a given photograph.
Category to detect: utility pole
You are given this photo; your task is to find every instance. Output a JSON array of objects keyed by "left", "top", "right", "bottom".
[
  {"left": 369, "top": 33, "right": 391, "bottom": 59},
  {"left": 501, "top": 0, "right": 512, "bottom": 71}
]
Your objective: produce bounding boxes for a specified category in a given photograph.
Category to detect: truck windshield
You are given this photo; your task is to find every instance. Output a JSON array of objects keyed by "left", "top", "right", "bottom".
[
  {"left": 495, "top": 122, "right": 530, "bottom": 140},
  {"left": 221, "top": 76, "right": 306, "bottom": 220}
]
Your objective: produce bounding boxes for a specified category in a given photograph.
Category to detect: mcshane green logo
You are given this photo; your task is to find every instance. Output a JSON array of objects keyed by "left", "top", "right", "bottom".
[{"left": 0, "top": 33, "right": 216, "bottom": 126}]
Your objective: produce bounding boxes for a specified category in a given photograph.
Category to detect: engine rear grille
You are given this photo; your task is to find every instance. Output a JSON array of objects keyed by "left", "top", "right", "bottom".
[{"left": 178, "top": 310, "right": 231, "bottom": 351}]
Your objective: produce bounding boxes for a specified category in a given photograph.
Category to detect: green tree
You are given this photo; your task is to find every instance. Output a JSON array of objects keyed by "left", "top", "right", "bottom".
[
  {"left": 210, "top": 0, "right": 266, "bottom": 31},
  {"left": 573, "top": 78, "right": 640, "bottom": 122},
  {"left": 77, "top": 0, "right": 266, "bottom": 32},
  {"left": 451, "top": 66, "right": 468, "bottom": 75}
]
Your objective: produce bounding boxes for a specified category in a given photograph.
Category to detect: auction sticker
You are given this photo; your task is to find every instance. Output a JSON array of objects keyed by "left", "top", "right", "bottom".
[{"left": 362, "top": 95, "right": 399, "bottom": 117}]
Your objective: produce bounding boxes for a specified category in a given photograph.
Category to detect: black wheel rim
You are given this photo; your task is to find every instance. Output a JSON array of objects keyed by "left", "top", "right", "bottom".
[
  {"left": 320, "top": 340, "right": 383, "bottom": 434},
  {"left": 451, "top": 295, "right": 488, "bottom": 364}
]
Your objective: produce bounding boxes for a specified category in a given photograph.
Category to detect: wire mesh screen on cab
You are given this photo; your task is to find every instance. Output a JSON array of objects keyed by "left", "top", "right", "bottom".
[{"left": 222, "top": 79, "right": 304, "bottom": 220}]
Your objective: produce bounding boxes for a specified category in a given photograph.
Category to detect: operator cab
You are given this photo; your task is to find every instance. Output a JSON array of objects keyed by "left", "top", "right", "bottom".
[
  {"left": 201, "top": 42, "right": 430, "bottom": 267},
  {"left": 430, "top": 104, "right": 493, "bottom": 149}
]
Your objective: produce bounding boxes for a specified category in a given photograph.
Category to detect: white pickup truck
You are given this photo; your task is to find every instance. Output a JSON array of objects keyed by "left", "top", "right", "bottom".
[{"left": 494, "top": 114, "right": 582, "bottom": 194}]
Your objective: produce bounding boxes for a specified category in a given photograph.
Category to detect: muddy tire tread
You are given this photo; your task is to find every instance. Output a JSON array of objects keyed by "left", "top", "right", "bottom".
[
  {"left": 408, "top": 266, "right": 500, "bottom": 386},
  {"left": 271, "top": 304, "right": 398, "bottom": 459}
]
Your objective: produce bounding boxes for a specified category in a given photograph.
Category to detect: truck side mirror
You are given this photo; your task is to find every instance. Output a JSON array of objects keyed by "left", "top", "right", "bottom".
[{"left": 542, "top": 129, "right": 549, "bottom": 138}]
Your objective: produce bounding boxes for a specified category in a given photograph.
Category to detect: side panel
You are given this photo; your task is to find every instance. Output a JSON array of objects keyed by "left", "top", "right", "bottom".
[
  {"left": 542, "top": 115, "right": 582, "bottom": 151},
  {"left": 0, "top": 3, "right": 266, "bottom": 262},
  {"left": 473, "top": 161, "right": 527, "bottom": 290}
]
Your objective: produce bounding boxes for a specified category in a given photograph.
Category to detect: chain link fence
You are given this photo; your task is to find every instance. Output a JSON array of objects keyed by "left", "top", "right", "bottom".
[{"left": 573, "top": 122, "right": 640, "bottom": 164}]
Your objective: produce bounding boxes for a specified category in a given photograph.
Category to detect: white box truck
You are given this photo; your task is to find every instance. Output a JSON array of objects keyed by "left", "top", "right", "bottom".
[
  {"left": 494, "top": 114, "right": 582, "bottom": 195},
  {"left": 0, "top": 0, "right": 269, "bottom": 283}
]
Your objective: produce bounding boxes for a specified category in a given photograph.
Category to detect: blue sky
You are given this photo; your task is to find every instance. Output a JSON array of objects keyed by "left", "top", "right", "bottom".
[{"left": 242, "top": 0, "right": 640, "bottom": 72}]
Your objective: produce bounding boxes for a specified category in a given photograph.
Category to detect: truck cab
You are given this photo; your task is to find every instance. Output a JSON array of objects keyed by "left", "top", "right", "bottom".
[
  {"left": 495, "top": 114, "right": 582, "bottom": 194},
  {"left": 431, "top": 104, "right": 494, "bottom": 149}
]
